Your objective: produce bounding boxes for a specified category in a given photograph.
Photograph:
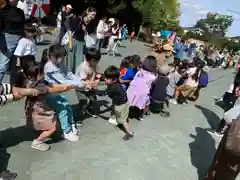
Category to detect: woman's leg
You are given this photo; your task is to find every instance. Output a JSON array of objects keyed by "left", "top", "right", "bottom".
[
  {"left": 67, "top": 41, "right": 75, "bottom": 72},
  {"left": 73, "top": 40, "right": 84, "bottom": 73},
  {"left": 0, "top": 33, "right": 20, "bottom": 82}
]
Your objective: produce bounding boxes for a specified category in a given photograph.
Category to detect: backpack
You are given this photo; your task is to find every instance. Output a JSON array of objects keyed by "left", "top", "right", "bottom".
[
  {"left": 199, "top": 70, "right": 208, "bottom": 88},
  {"left": 225, "top": 119, "right": 240, "bottom": 156}
]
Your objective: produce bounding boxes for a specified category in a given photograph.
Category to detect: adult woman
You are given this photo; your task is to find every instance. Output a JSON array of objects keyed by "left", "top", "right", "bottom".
[
  {"left": 96, "top": 16, "right": 108, "bottom": 50},
  {"left": 68, "top": 7, "right": 96, "bottom": 73},
  {"left": 0, "top": 0, "right": 25, "bottom": 82},
  {"left": 107, "top": 19, "right": 119, "bottom": 55}
]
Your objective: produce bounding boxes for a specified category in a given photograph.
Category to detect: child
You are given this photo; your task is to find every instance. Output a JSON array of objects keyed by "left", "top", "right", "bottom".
[
  {"left": 104, "top": 65, "right": 134, "bottom": 140},
  {"left": 75, "top": 47, "right": 101, "bottom": 119},
  {"left": 15, "top": 56, "right": 76, "bottom": 151},
  {"left": 42, "top": 44, "right": 89, "bottom": 142},
  {"left": 166, "top": 64, "right": 181, "bottom": 101},
  {"left": 119, "top": 56, "right": 136, "bottom": 90},
  {"left": 127, "top": 55, "right": 157, "bottom": 120},
  {"left": 130, "top": 31, "right": 135, "bottom": 42},
  {"left": 150, "top": 64, "right": 170, "bottom": 117},
  {"left": 170, "top": 60, "right": 202, "bottom": 105},
  {"left": 14, "top": 24, "right": 37, "bottom": 62}
]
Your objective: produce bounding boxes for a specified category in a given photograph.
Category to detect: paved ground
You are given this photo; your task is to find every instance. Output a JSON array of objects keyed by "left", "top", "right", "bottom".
[{"left": 0, "top": 35, "right": 238, "bottom": 180}]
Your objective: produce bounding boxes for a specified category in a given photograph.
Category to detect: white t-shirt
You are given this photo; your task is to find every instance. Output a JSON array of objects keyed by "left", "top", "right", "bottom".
[
  {"left": 75, "top": 61, "right": 98, "bottom": 81},
  {"left": 185, "top": 67, "right": 199, "bottom": 87},
  {"left": 14, "top": 38, "right": 37, "bottom": 57}
]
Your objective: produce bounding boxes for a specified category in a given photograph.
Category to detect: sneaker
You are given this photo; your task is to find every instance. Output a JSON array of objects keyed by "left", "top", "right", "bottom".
[
  {"left": 0, "top": 171, "right": 17, "bottom": 180},
  {"left": 76, "top": 121, "right": 84, "bottom": 127},
  {"left": 108, "top": 117, "right": 118, "bottom": 125},
  {"left": 138, "top": 116, "right": 145, "bottom": 121},
  {"left": 63, "top": 132, "right": 79, "bottom": 142},
  {"left": 72, "top": 124, "right": 78, "bottom": 135},
  {"left": 159, "top": 110, "right": 170, "bottom": 118},
  {"left": 42, "top": 137, "right": 52, "bottom": 142},
  {"left": 31, "top": 140, "right": 50, "bottom": 151},
  {"left": 122, "top": 133, "right": 134, "bottom": 141},
  {"left": 214, "top": 97, "right": 223, "bottom": 102},
  {"left": 169, "top": 99, "right": 177, "bottom": 105},
  {"left": 206, "top": 129, "right": 224, "bottom": 137},
  {"left": 85, "top": 109, "right": 98, "bottom": 118}
]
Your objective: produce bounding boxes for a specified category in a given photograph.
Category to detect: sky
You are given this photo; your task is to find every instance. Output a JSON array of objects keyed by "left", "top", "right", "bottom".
[{"left": 179, "top": 0, "right": 240, "bottom": 37}]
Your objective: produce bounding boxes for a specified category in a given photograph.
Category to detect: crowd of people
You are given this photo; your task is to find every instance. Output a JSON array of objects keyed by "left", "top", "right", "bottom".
[{"left": 1, "top": 0, "right": 240, "bottom": 180}]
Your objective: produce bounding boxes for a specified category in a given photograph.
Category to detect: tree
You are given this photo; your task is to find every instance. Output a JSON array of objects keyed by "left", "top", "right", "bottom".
[
  {"left": 107, "top": 0, "right": 127, "bottom": 15},
  {"left": 195, "top": 13, "right": 233, "bottom": 38},
  {"left": 133, "top": 0, "right": 180, "bottom": 31}
]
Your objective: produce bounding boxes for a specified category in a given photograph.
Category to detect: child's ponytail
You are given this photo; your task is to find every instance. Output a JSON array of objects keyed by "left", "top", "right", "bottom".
[{"left": 39, "top": 48, "right": 49, "bottom": 75}]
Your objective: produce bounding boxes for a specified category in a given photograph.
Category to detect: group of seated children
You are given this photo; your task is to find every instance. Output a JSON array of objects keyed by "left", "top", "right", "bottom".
[{"left": 110, "top": 56, "right": 208, "bottom": 123}]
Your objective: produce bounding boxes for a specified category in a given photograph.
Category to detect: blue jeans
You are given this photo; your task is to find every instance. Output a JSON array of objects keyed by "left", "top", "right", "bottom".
[
  {"left": 95, "top": 38, "right": 104, "bottom": 50},
  {"left": 45, "top": 94, "right": 73, "bottom": 134},
  {"left": 0, "top": 33, "right": 21, "bottom": 82}
]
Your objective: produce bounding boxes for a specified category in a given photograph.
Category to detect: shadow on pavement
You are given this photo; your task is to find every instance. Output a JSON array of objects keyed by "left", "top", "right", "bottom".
[
  {"left": 195, "top": 105, "right": 221, "bottom": 129},
  {"left": 71, "top": 99, "right": 110, "bottom": 122},
  {"left": 189, "top": 127, "right": 216, "bottom": 180},
  {"left": 0, "top": 126, "right": 34, "bottom": 173}
]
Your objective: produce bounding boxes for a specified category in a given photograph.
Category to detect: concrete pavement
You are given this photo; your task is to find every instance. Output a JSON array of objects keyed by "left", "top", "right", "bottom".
[{"left": 0, "top": 35, "right": 238, "bottom": 180}]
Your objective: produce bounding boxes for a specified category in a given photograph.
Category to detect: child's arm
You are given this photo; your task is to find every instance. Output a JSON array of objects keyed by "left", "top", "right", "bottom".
[
  {"left": 47, "top": 84, "right": 77, "bottom": 94},
  {"left": 46, "top": 70, "right": 85, "bottom": 88}
]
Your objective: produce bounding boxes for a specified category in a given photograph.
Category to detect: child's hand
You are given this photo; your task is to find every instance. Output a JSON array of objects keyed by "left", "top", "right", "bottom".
[
  {"left": 83, "top": 81, "right": 92, "bottom": 89},
  {"left": 12, "top": 92, "right": 24, "bottom": 101},
  {"left": 66, "top": 85, "right": 78, "bottom": 90},
  {"left": 92, "top": 79, "right": 100, "bottom": 88}
]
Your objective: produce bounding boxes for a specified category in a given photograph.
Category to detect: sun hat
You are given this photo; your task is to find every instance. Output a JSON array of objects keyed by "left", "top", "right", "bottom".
[
  {"left": 163, "top": 43, "right": 175, "bottom": 52},
  {"left": 66, "top": 4, "right": 73, "bottom": 9}
]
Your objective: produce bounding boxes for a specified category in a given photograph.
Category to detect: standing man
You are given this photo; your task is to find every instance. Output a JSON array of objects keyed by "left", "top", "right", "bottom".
[
  {"left": 58, "top": 4, "right": 73, "bottom": 44},
  {"left": 173, "top": 39, "right": 189, "bottom": 65}
]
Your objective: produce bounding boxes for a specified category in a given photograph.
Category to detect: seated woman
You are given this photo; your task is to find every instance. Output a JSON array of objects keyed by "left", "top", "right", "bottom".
[{"left": 169, "top": 59, "right": 202, "bottom": 105}]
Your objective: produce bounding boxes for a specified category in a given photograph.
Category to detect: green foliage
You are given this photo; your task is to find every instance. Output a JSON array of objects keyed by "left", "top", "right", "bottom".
[
  {"left": 133, "top": 0, "right": 180, "bottom": 31},
  {"left": 107, "top": 0, "right": 127, "bottom": 15},
  {"left": 195, "top": 13, "right": 233, "bottom": 38}
]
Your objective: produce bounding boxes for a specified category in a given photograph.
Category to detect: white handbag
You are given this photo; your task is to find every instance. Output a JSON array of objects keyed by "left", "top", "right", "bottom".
[
  {"left": 61, "top": 31, "right": 75, "bottom": 46},
  {"left": 84, "top": 34, "right": 96, "bottom": 48}
]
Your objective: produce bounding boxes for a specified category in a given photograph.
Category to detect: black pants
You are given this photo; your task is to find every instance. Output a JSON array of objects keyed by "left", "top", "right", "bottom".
[
  {"left": 222, "top": 92, "right": 238, "bottom": 112},
  {"left": 75, "top": 90, "right": 97, "bottom": 110},
  {"left": 216, "top": 119, "right": 228, "bottom": 134}
]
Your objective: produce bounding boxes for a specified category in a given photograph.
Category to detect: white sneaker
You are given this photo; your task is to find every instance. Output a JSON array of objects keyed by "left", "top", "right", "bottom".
[
  {"left": 72, "top": 124, "right": 78, "bottom": 135},
  {"left": 63, "top": 132, "right": 79, "bottom": 141},
  {"left": 206, "top": 129, "right": 223, "bottom": 137},
  {"left": 169, "top": 99, "right": 177, "bottom": 105},
  {"left": 108, "top": 117, "right": 118, "bottom": 125}
]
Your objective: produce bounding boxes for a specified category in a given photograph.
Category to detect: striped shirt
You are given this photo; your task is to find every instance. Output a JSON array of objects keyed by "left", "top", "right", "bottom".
[{"left": 0, "top": 83, "right": 14, "bottom": 106}]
